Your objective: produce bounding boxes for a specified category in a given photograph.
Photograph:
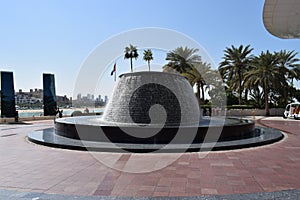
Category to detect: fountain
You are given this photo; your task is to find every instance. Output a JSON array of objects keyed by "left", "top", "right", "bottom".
[{"left": 28, "top": 72, "right": 283, "bottom": 152}]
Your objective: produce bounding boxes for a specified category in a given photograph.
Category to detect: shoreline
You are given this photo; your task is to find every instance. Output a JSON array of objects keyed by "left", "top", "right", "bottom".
[{"left": 17, "top": 107, "right": 105, "bottom": 113}]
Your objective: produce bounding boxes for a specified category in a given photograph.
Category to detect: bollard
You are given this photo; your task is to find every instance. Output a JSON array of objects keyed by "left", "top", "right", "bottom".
[{"left": 252, "top": 110, "right": 256, "bottom": 120}]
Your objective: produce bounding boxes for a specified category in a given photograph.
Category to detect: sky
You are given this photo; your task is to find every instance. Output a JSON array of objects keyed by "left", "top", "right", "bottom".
[{"left": 0, "top": 0, "right": 300, "bottom": 99}]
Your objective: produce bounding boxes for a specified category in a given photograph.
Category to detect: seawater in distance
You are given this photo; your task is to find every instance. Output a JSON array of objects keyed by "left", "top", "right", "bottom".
[{"left": 13, "top": 108, "right": 104, "bottom": 118}]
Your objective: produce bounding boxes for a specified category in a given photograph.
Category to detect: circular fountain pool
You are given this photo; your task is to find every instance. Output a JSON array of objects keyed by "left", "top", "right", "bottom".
[
  {"left": 28, "top": 72, "right": 283, "bottom": 152},
  {"left": 28, "top": 115, "right": 283, "bottom": 153}
]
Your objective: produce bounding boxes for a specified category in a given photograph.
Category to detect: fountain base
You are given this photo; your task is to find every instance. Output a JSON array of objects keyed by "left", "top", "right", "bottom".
[{"left": 28, "top": 116, "right": 284, "bottom": 153}]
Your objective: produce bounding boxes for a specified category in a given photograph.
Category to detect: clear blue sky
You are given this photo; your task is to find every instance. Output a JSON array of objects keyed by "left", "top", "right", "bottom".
[{"left": 1, "top": 0, "right": 300, "bottom": 98}]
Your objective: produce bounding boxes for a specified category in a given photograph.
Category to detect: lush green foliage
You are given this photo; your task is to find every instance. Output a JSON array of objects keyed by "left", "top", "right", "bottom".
[
  {"left": 219, "top": 45, "right": 253, "bottom": 105},
  {"left": 163, "top": 46, "right": 223, "bottom": 105},
  {"left": 163, "top": 47, "right": 202, "bottom": 73},
  {"left": 121, "top": 45, "right": 300, "bottom": 116},
  {"left": 220, "top": 45, "right": 300, "bottom": 115}
]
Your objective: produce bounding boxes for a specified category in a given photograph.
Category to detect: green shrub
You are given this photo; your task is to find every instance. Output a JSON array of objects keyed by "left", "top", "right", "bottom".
[
  {"left": 226, "top": 105, "right": 255, "bottom": 110},
  {"left": 71, "top": 110, "right": 83, "bottom": 117}
]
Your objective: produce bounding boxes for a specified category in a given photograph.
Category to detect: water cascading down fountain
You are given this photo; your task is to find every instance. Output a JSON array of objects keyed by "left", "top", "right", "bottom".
[{"left": 28, "top": 71, "right": 283, "bottom": 153}]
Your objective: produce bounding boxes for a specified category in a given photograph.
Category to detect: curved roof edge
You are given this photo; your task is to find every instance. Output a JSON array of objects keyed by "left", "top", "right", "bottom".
[{"left": 263, "top": 0, "right": 300, "bottom": 39}]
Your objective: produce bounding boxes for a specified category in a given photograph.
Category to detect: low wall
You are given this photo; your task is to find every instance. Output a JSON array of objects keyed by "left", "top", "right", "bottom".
[
  {"left": 226, "top": 108, "right": 285, "bottom": 116},
  {"left": 0, "top": 118, "right": 16, "bottom": 123},
  {"left": 0, "top": 112, "right": 103, "bottom": 123},
  {"left": 20, "top": 116, "right": 56, "bottom": 121},
  {"left": 0, "top": 116, "right": 55, "bottom": 123},
  {"left": 0, "top": 109, "right": 284, "bottom": 124}
]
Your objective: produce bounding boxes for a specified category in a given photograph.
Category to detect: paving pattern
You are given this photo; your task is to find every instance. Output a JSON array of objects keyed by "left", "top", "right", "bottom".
[{"left": 0, "top": 117, "right": 299, "bottom": 198}]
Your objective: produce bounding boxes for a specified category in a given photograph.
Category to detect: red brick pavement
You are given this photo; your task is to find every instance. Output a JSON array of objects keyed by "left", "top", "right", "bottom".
[{"left": 0, "top": 118, "right": 299, "bottom": 197}]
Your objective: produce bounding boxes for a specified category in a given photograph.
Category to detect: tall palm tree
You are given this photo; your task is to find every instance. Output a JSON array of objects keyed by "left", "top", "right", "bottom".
[
  {"left": 163, "top": 46, "right": 202, "bottom": 74},
  {"left": 276, "top": 50, "right": 300, "bottom": 82},
  {"left": 275, "top": 50, "right": 300, "bottom": 79},
  {"left": 244, "top": 51, "right": 282, "bottom": 116},
  {"left": 276, "top": 50, "right": 300, "bottom": 104},
  {"left": 163, "top": 46, "right": 205, "bottom": 105},
  {"left": 124, "top": 44, "right": 139, "bottom": 72},
  {"left": 182, "top": 62, "right": 213, "bottom": 102},
  {"left": 181, "top": 64, "right": 204, "bottom": 104},
  {"left": 219, "top": 44, "right": 253, "bottom": 105},
  {"left": 143, "top": 49, "right": 153, "bottom": 71}
]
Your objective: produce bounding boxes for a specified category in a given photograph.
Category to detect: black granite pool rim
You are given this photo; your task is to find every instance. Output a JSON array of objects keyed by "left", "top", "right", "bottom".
[
  {"left": 53, "top": 116, "right": 256, "bottom": 144},
  {"left": 27, "top": 126, "right": 284, "bottom": 153},
  {"left": 1, "top": 188, "right": 299, "bottom": 200}
]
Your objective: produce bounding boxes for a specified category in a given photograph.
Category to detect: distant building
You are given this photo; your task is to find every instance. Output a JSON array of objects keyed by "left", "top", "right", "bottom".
[
  {"left": 73, "top": 93, "right": 108, "bottom": 107},
  {"left": 87, "top": 93, "right": 91, "bottom": 100},
  {"left": 56, "top": 95, "right": 71, "bottom": 107},
  {"left": 104, "top": 96, "right": 108, "bottom": 104},
  {"left": 16, "top": 88, "right": 43, "bottom": 104},
  {"left": 15, "top": 88, "right": 71, "bottom": 108}
]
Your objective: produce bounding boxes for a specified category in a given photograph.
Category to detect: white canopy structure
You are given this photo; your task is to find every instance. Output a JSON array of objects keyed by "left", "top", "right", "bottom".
[{"left": 263, "top": 0, "right": 300, "bottom": 39}]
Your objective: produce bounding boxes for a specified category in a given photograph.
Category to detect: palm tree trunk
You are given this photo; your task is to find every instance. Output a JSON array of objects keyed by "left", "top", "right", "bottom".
[
  {"left": 265, "top": 91, "right": 270, "bottom": 116},
  {"left": 196, "top": 81, "right": 201, "bottom": 105},
  {"left": 130, "top": 57, "right": 133, "bottom": 72},
  {"left": 239, "top": 70, "right": 242, "bottom": 105},
  {"left": 283, "top": 86, "right": 288, "bottom": 105},
  {"left": 264, "top": 82, "right": 270, "bottom": 116},
  {"left": 245, "top": 88, "right": 248, "bottom": 102},
  {"left": 148, "top": 61, "right": 150, "bottom": 71},
  {"left": 201, "top": 82, "right": 205, "bottom": 101}
]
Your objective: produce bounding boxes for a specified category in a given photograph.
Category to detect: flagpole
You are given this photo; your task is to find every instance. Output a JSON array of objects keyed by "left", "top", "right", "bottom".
[
  {"left": 114, "top": 61, "right": 116, "bottom": 82},
  {"left": 111, "top": 62, "right": 117, "bottom": 82}
]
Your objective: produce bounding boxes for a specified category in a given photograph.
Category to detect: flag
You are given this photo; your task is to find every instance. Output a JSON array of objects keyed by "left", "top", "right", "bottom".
[{"left": 111, "top": 62, "right": 116, "bottom": 76}]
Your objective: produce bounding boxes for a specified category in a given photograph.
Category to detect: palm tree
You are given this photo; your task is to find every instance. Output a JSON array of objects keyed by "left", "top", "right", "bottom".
[
  {"left": 143, "top": 49, "right": 153, "bottom": 71},
  {"left": 124, "top": 44, "right": 139, "bottom": 72},
  {"left": 163, "top": 47, "right": 206, "bottom": 105},
  {"left": 276, "top": 50, "right": 300, "bottom": 81},
  {"left": 163, "top": 46, "right": 202, "bottom": 74},
  {"left": 244, "top": 50, "right": 282, "bottom": 116},
  {"left": 182, "top": 62, "right": 213, "bottom": 103},
  {"left": 219, "top": 44, "right": 253, "bottom": 105},
  {"left": 276, "top": 50, "right": 300, "bottom": 104}
]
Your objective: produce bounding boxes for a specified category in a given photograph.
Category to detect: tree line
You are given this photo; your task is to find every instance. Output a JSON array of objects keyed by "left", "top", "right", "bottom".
[
  {"left": 219, "top": 45, "right": 300, "bottom": 115},
  {"left": 123, "top": 44, "right": 300, "bottom": 116}
]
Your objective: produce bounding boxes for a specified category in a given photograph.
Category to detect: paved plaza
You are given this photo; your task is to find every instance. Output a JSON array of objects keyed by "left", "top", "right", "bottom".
[{"left": 0, "top": 117, "right": 299, "bottom": 199}]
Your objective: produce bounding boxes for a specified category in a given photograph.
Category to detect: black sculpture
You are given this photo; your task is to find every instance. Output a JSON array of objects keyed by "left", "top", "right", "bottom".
[
  {"left": 43, "top": 73, "right": 57, "bottom": 116},
  {"left": 0, "top": 71, "right": 16, "bottom": 118}
]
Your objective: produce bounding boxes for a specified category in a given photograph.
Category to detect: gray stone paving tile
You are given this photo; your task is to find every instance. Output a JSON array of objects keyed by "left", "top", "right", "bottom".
[{"left": 0, "top": 189, "right": 300, "bottom": 200}]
